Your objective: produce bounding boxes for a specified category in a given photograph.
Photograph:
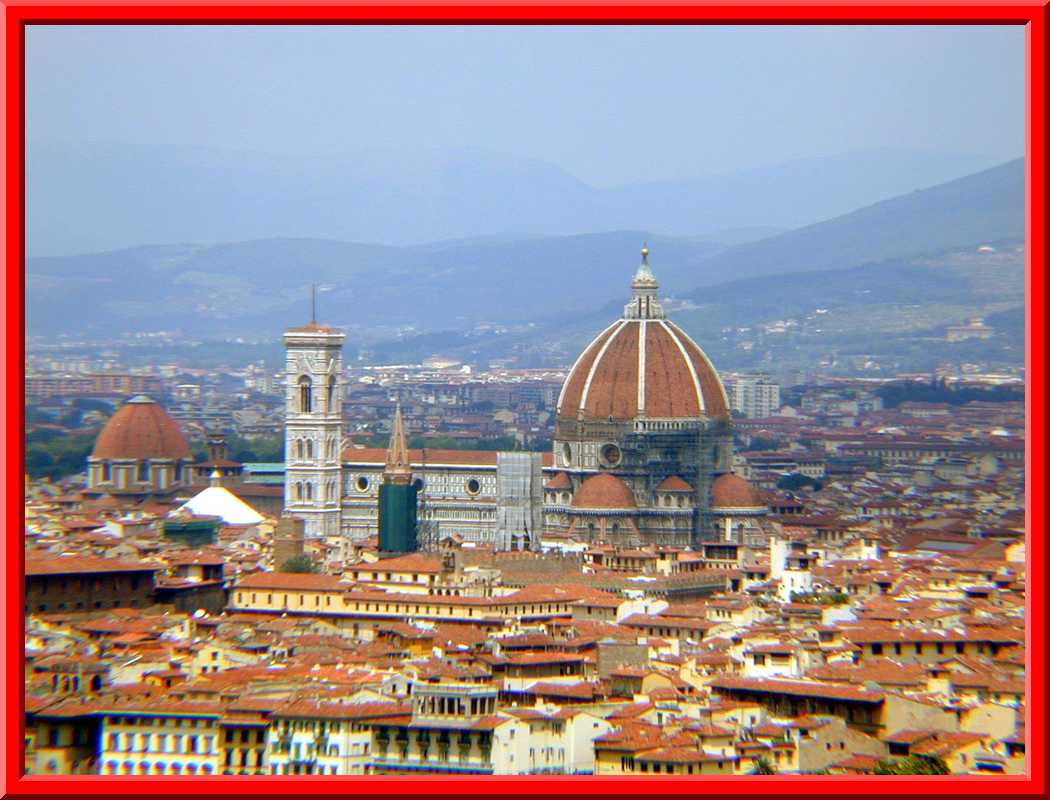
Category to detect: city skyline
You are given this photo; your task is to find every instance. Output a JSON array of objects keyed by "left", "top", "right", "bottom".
[{"left": 17, "top": 15, "right": 1035, "bottom": 787}]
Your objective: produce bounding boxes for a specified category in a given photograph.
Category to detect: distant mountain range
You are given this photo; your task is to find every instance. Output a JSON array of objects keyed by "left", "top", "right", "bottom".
[
  {"left": 680, "top": 158, "right": 1025, "bottom": 287},
  {"left": 26, "top": 157, "right": 1025, "bottom": 353},
  {"left": 27, "top": 139, "right": 1002, "bottom": 256}
]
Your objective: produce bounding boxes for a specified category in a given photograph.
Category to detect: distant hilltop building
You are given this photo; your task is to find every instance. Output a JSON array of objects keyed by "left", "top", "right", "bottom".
[
  {"left": 947, "top": 317, "right": 994, "bottom": 342},
  {"left": 284, "top": 246, "right": 749, "bottom": 549}
]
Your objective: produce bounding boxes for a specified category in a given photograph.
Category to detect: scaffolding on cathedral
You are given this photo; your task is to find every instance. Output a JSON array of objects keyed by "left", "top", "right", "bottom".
[
  {"left": 494, "top": 452, "right": 544, "bottom": 552},
  {"left": 415, "top": 448, "right": 441, "bottom": 553}
]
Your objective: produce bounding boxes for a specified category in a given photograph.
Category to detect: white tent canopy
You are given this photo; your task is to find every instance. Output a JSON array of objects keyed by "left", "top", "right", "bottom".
[{"left": 173, "top": 486, "right": 264, "bottom": 525}]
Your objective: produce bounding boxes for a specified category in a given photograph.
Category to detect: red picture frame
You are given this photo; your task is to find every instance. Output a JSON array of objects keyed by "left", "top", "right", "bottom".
[{"left": 3, "top": 4, "right": 1045, "bottom": 798}]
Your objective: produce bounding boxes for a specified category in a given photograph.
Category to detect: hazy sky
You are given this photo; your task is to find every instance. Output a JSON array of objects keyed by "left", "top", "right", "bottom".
[{"left": 27, "top": 25, "right": 1024, "bottom": 186}]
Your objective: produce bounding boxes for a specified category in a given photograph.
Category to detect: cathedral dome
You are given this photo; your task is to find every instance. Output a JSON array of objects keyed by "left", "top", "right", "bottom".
[
  {"left": 572, "top": 473, "right": 636, "bottom": 509},
  {"left": 91, "top": 395, "right": 191, "bottom": 461},
  {"left": 556, "top": 248, "right": 728, "bottom": 423},
  {"left": 711, "top": 473, "right": 766, "bottom": 510}
]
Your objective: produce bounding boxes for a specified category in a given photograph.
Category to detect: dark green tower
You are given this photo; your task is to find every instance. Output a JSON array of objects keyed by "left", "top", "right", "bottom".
[
  {"left": 379, "top": 482, "right": 418, "bottom": 553},
  {"left": 378, "top": 403, "right": 418, "bottom": 553}
]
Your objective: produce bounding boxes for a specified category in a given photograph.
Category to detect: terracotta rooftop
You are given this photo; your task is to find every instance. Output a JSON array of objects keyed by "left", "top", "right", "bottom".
[
  {"left": 234, "top": 572, "right": 350, "bottom": 592},
  {"left": 709, "top": 676, "right": 885, "bottom": 703},
  {"left": 26, "top": 555, "right": 159, "bottom": 577},
  {"left": 358, "top": 553, "right": 443, "bottom": 574}
]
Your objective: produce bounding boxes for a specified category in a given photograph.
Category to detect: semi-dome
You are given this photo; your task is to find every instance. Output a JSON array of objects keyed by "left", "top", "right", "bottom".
[
  {"left": 91, "top": 395, "right": 191, "bottom": 461},
  {"left": 572, "top": 473, "right": 636, "bottom": 509},
  {"left": 545, "top": 472, "right": 573, "bottom": 490},
  {"left": 556, "top": 248, "right": 728, "bottom": 422},
  {"left": 656, "top": 475, "right": 693, "bottom": 493},
  {"left": 711, "top": 473, "right": 766, "bottom": 510}
]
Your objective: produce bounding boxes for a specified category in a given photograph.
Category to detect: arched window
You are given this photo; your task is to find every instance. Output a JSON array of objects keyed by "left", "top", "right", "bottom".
[
  {"left": 298, "top": 376, "right": 313, "bottom": 413},
  {"left": 305, "top": 483, "right": 313, "bottom": 501},
  {"left": 306, "top": 440, "right": 314, "bottom": 460},
  {"left": 295, "top": 482, "right": 303, "bottom": 502},
  {"left": 102, "top": 462, "right": 111, "bottom": 482},
  {"left": 327, "top": 379, "right": 336, "bottom": 411},
  {"left": 296, "top": 440, "right": 304, "bottom": 460},
  {"left": 137, "top": 462, "right": 150, "bottom": 482}
]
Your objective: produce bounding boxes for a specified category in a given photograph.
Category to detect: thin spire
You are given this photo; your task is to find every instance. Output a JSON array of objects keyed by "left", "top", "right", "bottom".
[
  {"left": 311, "top": 283, "right": 317, "bottom": 324},
  {"left": 384, "top": 402, "right": 412, "bottom": 484}
]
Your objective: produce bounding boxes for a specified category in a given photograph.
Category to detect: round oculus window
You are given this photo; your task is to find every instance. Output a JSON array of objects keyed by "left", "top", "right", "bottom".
[
  {"left": 600, "top": 443, "right": 622, "bottom": 467},
  {"left": 465, "top": 478, "right": 481, "bottom": 496},
  {"left": 355, "top": 476, "right": 369, "bottom": 492}
]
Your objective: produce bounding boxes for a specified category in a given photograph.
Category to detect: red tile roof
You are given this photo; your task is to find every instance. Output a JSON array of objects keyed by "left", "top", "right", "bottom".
[
  {"left": 26, "top": 555, "right": 159, "bottom": 576},
  {"left": 709, "top": 676, "right": 885, "bottom": 703},
  {"left": 234, "top": 572, "right": 350, "bottom": 591}
]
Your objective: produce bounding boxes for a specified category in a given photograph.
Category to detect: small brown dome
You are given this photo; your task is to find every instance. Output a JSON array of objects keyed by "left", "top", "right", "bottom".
[
  {"left": 656, "top": 475, "right": 693, "bottom": 493},
  {"left": 572, "top": 473, "right": 636, "bottom": 509},
  {"left": 545, "top": 472, "right": 573, "bottom": 490},
  {"left": 711, "top": 473, "right": 766, "bottom": 510},
  {"left": 91, "top": 396, "right": 191, "bottom": 461}
]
